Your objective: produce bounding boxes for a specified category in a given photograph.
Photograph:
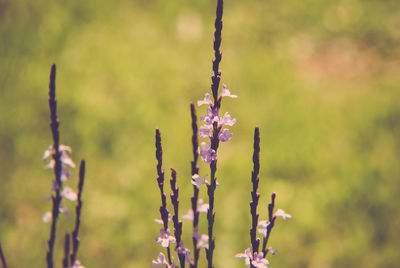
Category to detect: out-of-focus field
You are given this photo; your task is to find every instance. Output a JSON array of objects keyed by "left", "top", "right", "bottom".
[{"left": 1, "top": 0, "right": 400, "bottom": 267}]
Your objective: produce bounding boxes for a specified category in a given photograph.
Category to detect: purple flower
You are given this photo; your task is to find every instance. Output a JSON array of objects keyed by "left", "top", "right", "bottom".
[
  {"left": 218, "top": 128, "right": 233, "bottom": 142},
  {"left": 71, "top": 260, "right": 85, "bottom": 268},
  {"left": 176, "top": 241, "right": 193, "bottom": 264},
  {"left": 199, "top": 124, "right": 212, "bottom": 138},
  {"left": 182, "top": 199, "right": 209, "bottom": 220},
  {"left": 154, "top": 214, "right": 172, "bottom": 225},
  {"left": 220, "top": 84, "right": 238, "bottom": 98},
  {"left": 218, "top": 112, "right": 237, "bottom": 127},
  {"left": 42, "top": 211, "right": 52, "bottom": 223},
  {"left": 156, "top": 228, "right": 176, "bottom": 248},
  {"left": 274, "top": 209, "right": 292, "bottom": 220},
  {"left": 258, "top": 220, "right": 270, "bottom": 236},
  {"left": 191, "top": 174, "right": 209, "bottom": 188},
  {"left": 193, "top": 227, "right": 209, "bottom": 249},
  {"left": 198, "top": 142, "right": 217, "bottom": 164},
  {"left": 197, "top": 93, "right": 213, "bottom": 106},
  {"left": 61, "top": 186, "right": 77, "bottom": 201},
  {"left": 235, "top": 248, "right": 270, "bottom": 267},
  {"left": 200, "top": 107, "right": 219, "bottom": 126},
  {"left": 152, "top": 253, "right": 174, "bottom": 267}
]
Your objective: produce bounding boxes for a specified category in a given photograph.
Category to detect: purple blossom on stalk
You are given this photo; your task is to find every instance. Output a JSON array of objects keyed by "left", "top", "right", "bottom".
[
  {"left": 155, "top": 129, "right": 174, "bottom": 265},
  {"left": 235, "top": 248, "right": 270, "bottom": 268},
  {"left": 152, "top": 253, "right": 178, "bottom": 268},
  {"left": 45, "top": 64, "right": 66, "bottom": 268},
  {"left": 198, "top": 142, "right": 217, "bottom": 164},
  {"left": 156, "top": 228, "right": 176, "bottom": 248},
  {"left": 191, "top": 174, "right": 210, "bottom": 188},
  {"left": 236, "top": 128, "right": 292, "bottom": 267},
  {"left": 182, "top": 199, "right": 209, "bottom": 221}
]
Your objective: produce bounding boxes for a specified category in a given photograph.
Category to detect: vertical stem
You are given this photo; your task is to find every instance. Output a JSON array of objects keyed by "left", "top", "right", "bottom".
[
  {"left": 155, "top": 129, "right": 173, "bottom": 265},
  {"left": 190, "top": 103, "right": 200, "bottom": 268},
  {"left": 170, "top": 169, "right": 185, "bottom": 268},
  {"left": 250, "top": 127, "right": 261, "bottom": 266},
  {"left": 70, "top": 160, "right": 86, "bottom": 265},
  {"left": 46, "top": 63, "right": 63, "bottom": 268},
  {"left": 0, "top": 242, "right": 8, "bottom": 268},
  {"left": 62, "top": 233, "right": 70, "bottom": 268},
  {"left": 261, "top": 193, "right": 276, "bottom": 256}
]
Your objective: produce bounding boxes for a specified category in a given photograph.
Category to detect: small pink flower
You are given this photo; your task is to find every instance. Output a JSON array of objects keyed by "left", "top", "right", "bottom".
[
  {"left": 235, "top": 248, "right": 270, "bottom": 267},
  {"left": 200, "top": 107, "right": 219, "bottom": 126},
  {"left": 156, "top": 228, "right": 176, "bottom": 248},
  {"left": 61, "top": 186, "right": 77, "bottom": 201},
  {"left": 154, "top": 214, "right": 172, "bottom": 225},
  {"left": 198, "top": 142, "right": 217, "bottom": 164},
  {"left": 182, "top": 199, "right": 209, "bottom": 220},
  {"left": 42, "top": 211, "right": 52, "bottom": 223},
  {"left": 258, "top": 220, "right": 270, "bottom": 236},
  {"left": 191, "top": 174, "right": 209, "bottom": 188},
  {"left": 218, "top": 128, "right": 233, "bottom": 142},
  {"left": 274, "top": 209, "right": 292, "bottom": 220},
  {"left": 197, "top": 93, "right": 213, "bottom": 106},
  {"left": 220, "top": 84, "right": 237, "bottom": 98},
  {"left": 218, "top": 112, "right": 236, "bottom": 127},
  {"left": 72, "top": 260, "right": 85, "bottom": 268},
  {"left": 152, "top": 253, "right": 169, "bottom": 266},
  {"left": 199, "top": 124, "right": 212, "bottom": 138},
  {"left": 193, "top": 227, "right": 209, "bottom": 249}
]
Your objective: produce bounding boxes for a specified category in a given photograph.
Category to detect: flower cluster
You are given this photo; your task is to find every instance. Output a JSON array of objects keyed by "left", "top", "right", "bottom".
[
  {"left": 197, "top": 84, "right": 237, "bottom": 164},
  {"left": 42, "top": 144, "right": 77, "bottom": 222}
]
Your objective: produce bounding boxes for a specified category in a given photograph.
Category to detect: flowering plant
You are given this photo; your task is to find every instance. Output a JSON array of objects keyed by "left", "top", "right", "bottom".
[{"left": 152, "top": 1, "right": 291, "bottom": 268}]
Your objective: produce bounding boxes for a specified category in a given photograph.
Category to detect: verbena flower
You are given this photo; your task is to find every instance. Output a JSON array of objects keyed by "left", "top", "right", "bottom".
[
  {"left": 218, "top": 128, "right": 233, "bottom": 142},
  {"left": 274, "top": 209, "right": 292, "bottom": 220},
  {"left": 220, "top": 84, "right": 238, "bottom": 98},
  {"left": 235, "top": 248, "right": 270, "bottom": 268},
  {"left": 198, "top": 142, "right": 216, "bottom": 164},
  {"left": 176, "top": 241, "right": 193, "bottom": 264},
  {"left": 191, "top": 174, "right": 209, "bottom": 188},
  {"left": 156, "top": 228, "right": 176, "bottom": 248},
  {"left": 61, "top": 186, "right": 77, "bottom": 201},
  {"left": 193, "top": 227, "right": 209, "bottom": 249},
  {"left": 154, "top": 214, "right": 172, "bottom": 225},
  {"left": 71, "top": 260, "right": 85, "bottom": 268},
  {"left": 152, "top": 253, "right": 178, "bottom": 267},
  {"left": 182, "top": 199, "right": 209, "bottom": 220}
]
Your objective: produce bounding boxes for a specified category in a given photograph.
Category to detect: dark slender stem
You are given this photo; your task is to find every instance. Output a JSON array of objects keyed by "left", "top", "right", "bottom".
[
  {"left": 62, "top": 233, "right": 70, "bottom": 268},
  {"left": 206, "top": 3, "right": 224, "bottom": 267},
  {"left": 46, "top": 63, "right": 63, "bottom": 268},
  {"left": 155, "top": 129, "right": 172, "bottom": 265},
  {"left": 211, "top": 0, "right": 224, "bottom": 109},
  {"left": 70, "top": 160, "right": 86, "bottom": 265},
  {"left": 0, "top": 242, "right": 8, "bottom": 268},
  {"left": 261, "top": 193, "right": 276, "bottom": 256},
  {"left": 250, "top": 127, "right": 261, "bottom": 267},
  {"left": 170, "top": 169, "right": 185, "bottom": 268},
  {"left": 190, "top": 103, "right": 200, "bottom": 268}
]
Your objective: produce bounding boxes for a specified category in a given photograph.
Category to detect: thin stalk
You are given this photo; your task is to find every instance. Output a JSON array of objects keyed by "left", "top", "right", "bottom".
[
  {"left": 261, "top": 193, "right": 276, "bottom": 256},
  {"left": 62, "top": 233, "right": 70, "bottom": 268},
  {"left": 250, "top": 127, "right": 261, "bottom": 267},
  {"left": 46, "top": 64, "right": 63, "bottom": 268},
  {"left": 70, "top": 160, "right": 86, "bottom": 265},
  {"left": 206, "top": 1, "right": 224, "bottom": 267},
  {"left": 155, "top": 129, "right": 173, "bottom": 265},
  {"left": 190, "top": 103, "right": 200, "bottom": 268},
  {"left": 0, "top": 242, "right": 8, "bottom": 268},
  {"left": 170, "top": 169, "right": 185, "bottom": 268}
]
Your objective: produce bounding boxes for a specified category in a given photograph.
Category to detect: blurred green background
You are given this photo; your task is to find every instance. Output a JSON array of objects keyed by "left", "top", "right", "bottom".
[{"left": 1, "top": 0, "right": 400, "bottom": 267}]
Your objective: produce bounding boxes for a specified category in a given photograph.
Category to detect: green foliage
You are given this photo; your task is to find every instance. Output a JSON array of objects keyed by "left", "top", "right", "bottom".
[{"left": 1, "top": 0, "right": 399, "bottom": 267}]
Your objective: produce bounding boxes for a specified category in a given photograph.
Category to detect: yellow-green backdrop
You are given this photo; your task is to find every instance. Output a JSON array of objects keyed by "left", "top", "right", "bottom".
[{"left": 1, "top": 0, "right": 399, "bottom": 267}]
